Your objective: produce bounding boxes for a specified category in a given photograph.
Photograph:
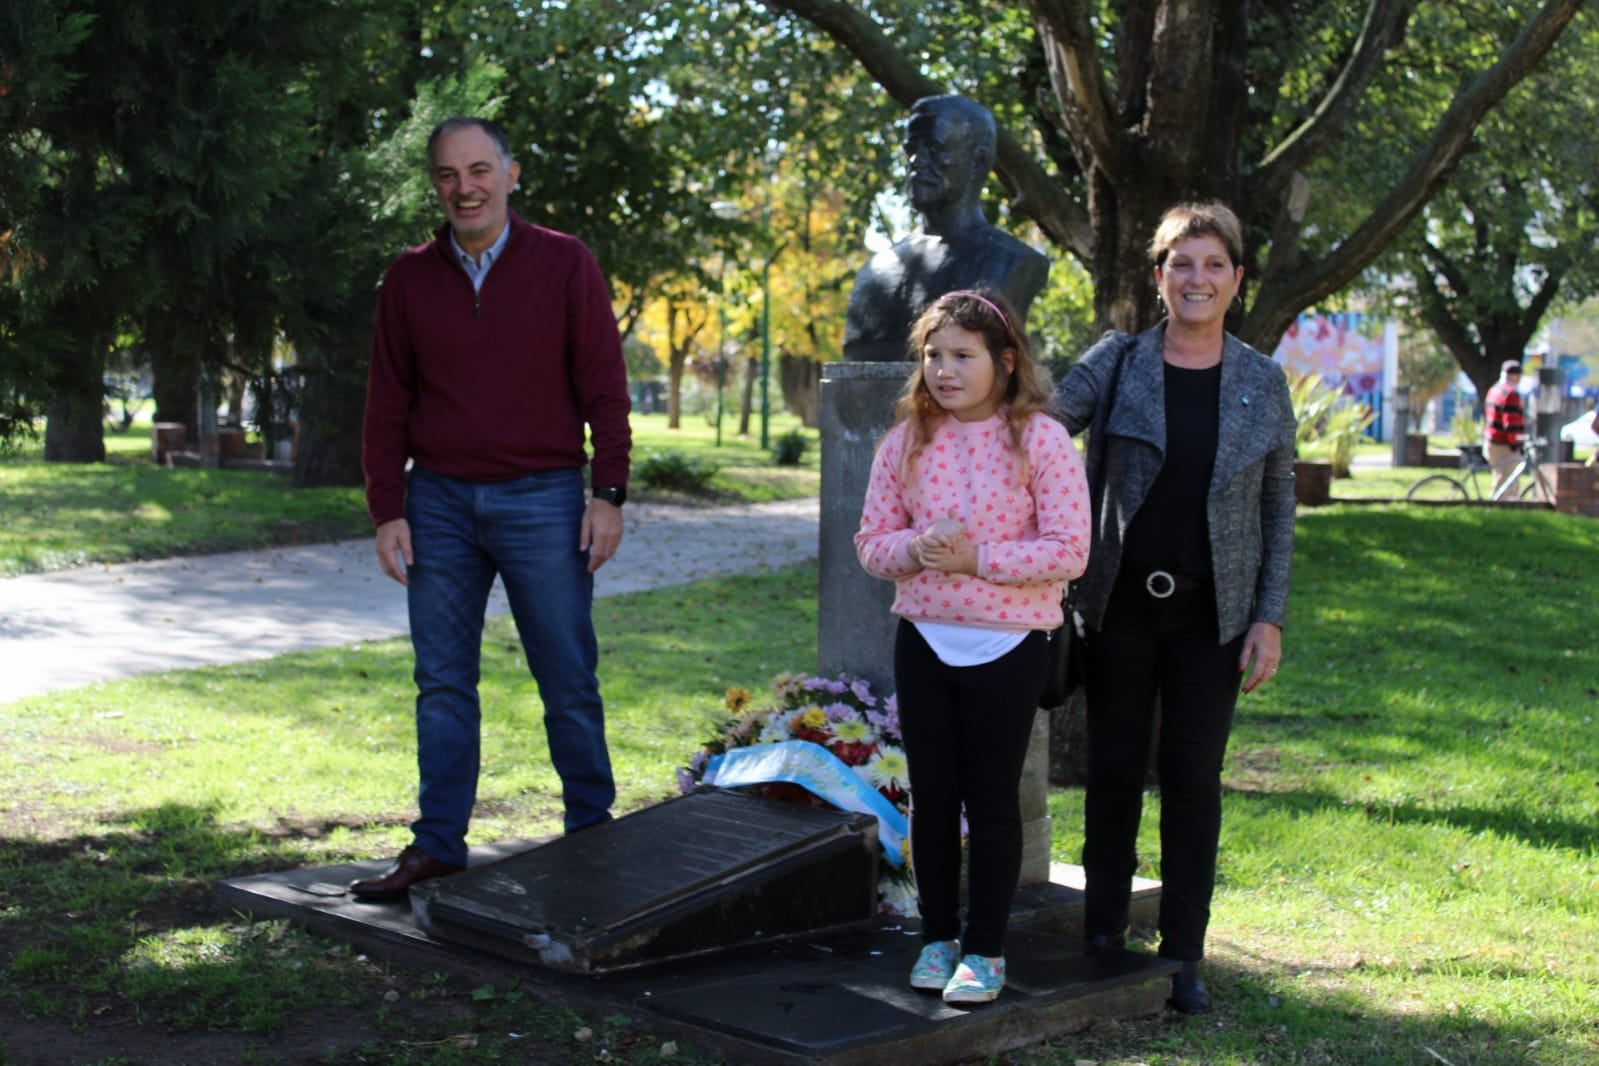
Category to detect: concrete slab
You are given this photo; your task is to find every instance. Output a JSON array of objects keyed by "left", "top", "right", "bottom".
[{"left": 219, "top": 848, "right": 1173, "bottom": 1066}]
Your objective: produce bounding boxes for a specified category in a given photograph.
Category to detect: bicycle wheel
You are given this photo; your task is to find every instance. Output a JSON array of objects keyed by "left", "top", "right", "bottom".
[
  {"left": 1407, "top": 475, "right": 1469, "bottom": 502},
  {"left": 1520, "top": 475, "right": 1554, "bottom": 504}
]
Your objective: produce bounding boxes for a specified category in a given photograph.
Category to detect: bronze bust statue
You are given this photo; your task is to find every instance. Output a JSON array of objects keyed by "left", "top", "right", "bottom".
[{"left": 843, "top": 95, "right": 1050, "bottom": 362}]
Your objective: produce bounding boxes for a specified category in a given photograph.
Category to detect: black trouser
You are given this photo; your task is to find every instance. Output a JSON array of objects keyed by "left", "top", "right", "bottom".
[
  {"left": 1081, "top": 571, "right": 1245, "bottom": 962},
  {"left": 894, "top": 620, "right": 1048, "bottom": 958}
]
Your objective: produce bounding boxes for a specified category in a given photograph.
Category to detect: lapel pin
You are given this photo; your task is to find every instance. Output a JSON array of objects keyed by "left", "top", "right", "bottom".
[{"left": 1242, "top": 396, "right": 1251, "bottom": 405}]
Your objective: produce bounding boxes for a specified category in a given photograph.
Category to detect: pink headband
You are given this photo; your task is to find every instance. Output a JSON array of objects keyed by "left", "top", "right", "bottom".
[{"left": 942, "top": 290, "right": 1010, "bottom": 332}]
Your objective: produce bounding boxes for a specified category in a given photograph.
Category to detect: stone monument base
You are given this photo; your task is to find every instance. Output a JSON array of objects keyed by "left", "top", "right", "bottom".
[{"left": 219, "top": 841, "right": 1170, "bottom": 1066}]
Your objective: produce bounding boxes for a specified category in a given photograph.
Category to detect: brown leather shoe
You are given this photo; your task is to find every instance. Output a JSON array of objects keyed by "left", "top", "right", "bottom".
[{"left": 348, "top": 845, "right": 465, "bottom": 901}]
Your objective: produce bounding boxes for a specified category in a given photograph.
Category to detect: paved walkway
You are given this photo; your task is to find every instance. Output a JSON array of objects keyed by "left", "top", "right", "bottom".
[{"left": 0, "top": 498, "right": 819, "bottom": 704}]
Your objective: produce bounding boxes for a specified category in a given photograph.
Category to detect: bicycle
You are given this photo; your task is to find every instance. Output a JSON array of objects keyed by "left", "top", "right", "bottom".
[{"left": 1405, "top": 436, "right": 1557, "bottom": 505}]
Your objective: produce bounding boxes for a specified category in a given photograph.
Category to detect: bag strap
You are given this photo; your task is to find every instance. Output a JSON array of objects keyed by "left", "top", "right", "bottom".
[
  {"left": 1066, "top": 335, "right": 1135, "bottom": 620},
  {"left": 1088, "top": 334, "right": 1134, "bottom": 500}
]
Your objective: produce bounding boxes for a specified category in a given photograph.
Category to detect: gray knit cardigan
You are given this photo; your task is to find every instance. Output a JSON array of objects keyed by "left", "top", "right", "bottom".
[{"left": 1052, "top": 324, "right": 1297, "bottom": 644}]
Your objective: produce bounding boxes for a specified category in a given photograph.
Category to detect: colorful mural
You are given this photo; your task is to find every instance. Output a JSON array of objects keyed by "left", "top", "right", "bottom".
[{"left": 1271, "top": 312, "right": 1388, "bottom": 396}]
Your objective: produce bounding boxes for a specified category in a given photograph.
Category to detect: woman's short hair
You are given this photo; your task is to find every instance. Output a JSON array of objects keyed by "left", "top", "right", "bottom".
[{"left": 1149, "top": 202, "right": 1244, "bottom": 268}]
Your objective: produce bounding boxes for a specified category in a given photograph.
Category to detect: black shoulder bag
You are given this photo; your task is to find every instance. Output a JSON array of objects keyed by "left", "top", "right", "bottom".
[{"left": 1040, "top": 340, "right": 1131, "bottom": 707}]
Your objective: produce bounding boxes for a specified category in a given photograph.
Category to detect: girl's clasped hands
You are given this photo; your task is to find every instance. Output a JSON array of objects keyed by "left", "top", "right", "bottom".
[{"left": 912, "top": 515, "right": 977, "bottom": 575}]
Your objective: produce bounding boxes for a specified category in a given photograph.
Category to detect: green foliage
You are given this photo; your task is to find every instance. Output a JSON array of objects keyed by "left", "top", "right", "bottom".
[
  {"left": 1289, "top": 372, "right": 1376, "bottom": 477},
  {"left": 1452, "top": 406, "right": 1485, "bottom": 447},
  {"left": 1031, "top": 255, "right": 1099, "bottom": 380},
  {"left": 1361, "top": 8, "right": 1599, "bottom": 397},
  {"left": 771, "top": 428, "right": 808, "bottom": 466},
  {"left": 634, "top": 449, "right": 721, "bottom": 493}
]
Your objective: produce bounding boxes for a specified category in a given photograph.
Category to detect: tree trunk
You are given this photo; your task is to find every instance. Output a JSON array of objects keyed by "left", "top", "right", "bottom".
[
  {"left": 43, "top": 339, "right": 107, "bottom": 463},
  {"left": 293, "top": 331, "right": 366, "bottom": 489},
  {"left": 146, "top": 309, "right": 200, "bottom": 441},
  {"left": 667, "top": 351, "right": 685, "bottom": 430},
  {"left": 738, "top": 355, "right": 756, "bottom": 437},
  {"left": 779, "top": 352, "right": 821, "bottom": 427}
]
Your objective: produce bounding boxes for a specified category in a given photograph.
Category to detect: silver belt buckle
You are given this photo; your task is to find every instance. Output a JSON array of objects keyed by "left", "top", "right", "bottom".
[{"left": 1145, "top": 570, "right": 1176, "bottom": 599}]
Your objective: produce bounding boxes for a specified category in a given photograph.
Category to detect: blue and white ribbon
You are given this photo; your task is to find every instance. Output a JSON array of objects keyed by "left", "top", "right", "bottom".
[{"left": 701, "top": 740, "right": 908, "bottom": 867}]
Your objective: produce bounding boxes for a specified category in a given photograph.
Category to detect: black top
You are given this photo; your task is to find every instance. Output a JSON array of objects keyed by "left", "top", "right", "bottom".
[{"left": 1122, "top": 362, "right": 1220, "bottom": 577}]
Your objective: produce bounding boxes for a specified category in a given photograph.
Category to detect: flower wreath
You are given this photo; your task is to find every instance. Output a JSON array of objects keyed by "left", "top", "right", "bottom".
[{"left": 679, "top": 672, "right": 918, "bottom": 916}]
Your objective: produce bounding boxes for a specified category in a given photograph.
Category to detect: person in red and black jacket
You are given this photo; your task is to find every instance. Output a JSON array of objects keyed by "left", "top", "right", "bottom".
[
  {"left": 1483, "top": 360, "right": 1527, "bottom": 494},
  {"left": 352, "top": 116, "right": 632, "bottom": 903}
]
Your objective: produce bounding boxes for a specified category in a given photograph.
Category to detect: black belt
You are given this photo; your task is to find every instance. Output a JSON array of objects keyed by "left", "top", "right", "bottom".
[{"left": 1142, "top": 569, "right": 1209, "bottom": 599}]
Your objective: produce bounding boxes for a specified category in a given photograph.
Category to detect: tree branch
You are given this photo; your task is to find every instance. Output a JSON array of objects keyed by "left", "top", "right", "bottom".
[
  {"left": 1244, "top": 0, "right": 1584, "bottom": 350},
  {"left": 1253, "top": 0, "right": 1419, "bottom": 203},
  {"left": 1025, "top": 0, "right": 1122, "bottom": 180},
  {"left": 1421, "top": 239, "right": 1475, "bottom": 308},
  {"left": 762, "top": 0, "right": 1092, "bottom": 259},
  {"left": 1414, "top": 268, "right": 1486, "bottom": 379}
]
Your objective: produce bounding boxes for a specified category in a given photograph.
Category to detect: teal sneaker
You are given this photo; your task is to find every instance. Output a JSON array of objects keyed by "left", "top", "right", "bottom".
[
  {"left": 942, "top": 954, "right": 1006, "bottom": 1004},
  {"left": 909, "top": 939, "right": 961, "bottom": 990}
]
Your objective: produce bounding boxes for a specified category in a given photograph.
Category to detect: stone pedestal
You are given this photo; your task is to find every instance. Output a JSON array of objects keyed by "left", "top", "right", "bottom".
[
  {"left": 818, "top": 363, "right": 905, "bottom": 694},
  {"left": 1293, "top": 459, "right": 1332, "bottom": 506},
  {"left": 1549, "top": 462, "right": 1599, "bottom": 517},
  {"left": 152, "top": 422, "right": 186, "bottom": 463},
  {"left": 819, "top": 362, "right": 1053, "bottom": 886}
]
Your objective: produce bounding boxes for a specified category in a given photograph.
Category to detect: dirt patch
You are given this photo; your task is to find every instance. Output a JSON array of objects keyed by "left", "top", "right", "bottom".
[{"left": 0, "top": 1008, "right": 395, "bottom": 1066}]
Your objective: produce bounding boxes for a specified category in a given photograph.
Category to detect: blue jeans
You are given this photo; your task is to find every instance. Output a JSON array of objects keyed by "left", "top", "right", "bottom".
[{"left": 405, "top": 466, "right": 614, "bottom": 865}]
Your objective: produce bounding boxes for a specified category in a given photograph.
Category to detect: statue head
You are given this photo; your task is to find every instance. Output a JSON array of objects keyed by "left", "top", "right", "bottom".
[{"left": 904, "top": 95, "right": 996, "bottom": 214}]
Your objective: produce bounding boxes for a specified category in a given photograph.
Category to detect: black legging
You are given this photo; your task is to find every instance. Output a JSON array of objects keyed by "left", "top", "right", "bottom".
[
  {"left": 1081, "top": 571, "right": 1245, "bottom": 961},
  {"left": 894, "top": 620, "right": 1048, "bottom": 958}
]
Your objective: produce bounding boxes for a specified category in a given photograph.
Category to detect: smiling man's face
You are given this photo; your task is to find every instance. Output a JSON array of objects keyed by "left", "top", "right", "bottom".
[{"left": 429, "top": 125, "right": 520, "bottom": 255}]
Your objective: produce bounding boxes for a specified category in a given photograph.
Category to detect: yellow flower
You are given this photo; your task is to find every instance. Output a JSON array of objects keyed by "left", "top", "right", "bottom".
[
  {"left": 725, "top": 686, "right": 752, "bottom": 714},
  {"left": 793, "top": 706, "right": 827, "bottom": 730},
  {"left": 832, "top": 719, "right": 870, "bottom": 743}
]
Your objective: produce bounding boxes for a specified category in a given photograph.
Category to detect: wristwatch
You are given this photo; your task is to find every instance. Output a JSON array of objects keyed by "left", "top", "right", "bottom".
[{"left": 592, "top": 485, "right": 627, "bottom": 507}]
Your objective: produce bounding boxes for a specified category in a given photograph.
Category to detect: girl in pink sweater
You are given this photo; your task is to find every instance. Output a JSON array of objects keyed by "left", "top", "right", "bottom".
[{"left": 855, "top": 289, "right": 1091, "bottom": 1004}]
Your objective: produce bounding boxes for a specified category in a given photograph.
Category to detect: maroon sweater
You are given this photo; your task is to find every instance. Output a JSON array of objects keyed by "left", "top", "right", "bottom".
[{"left": 362, "top": 214, "right": 632, "bottom": 526}]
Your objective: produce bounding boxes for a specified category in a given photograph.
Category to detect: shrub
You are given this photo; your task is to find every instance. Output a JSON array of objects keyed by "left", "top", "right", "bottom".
[
  {"left": 772, "top": 429, "right": 808, "bottom": 466},
  {"left": 1289, "top": 372, "right": 1375, "bottom": 478},
  {"left": 1450, "top": 406, "right": 1482, "bottom": 447},
  {"left": 635, "top": 449, "right": 720, "bottom": 493}
]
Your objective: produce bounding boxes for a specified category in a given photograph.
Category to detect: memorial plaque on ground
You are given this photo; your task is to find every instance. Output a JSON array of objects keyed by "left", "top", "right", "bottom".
[{"left": 413, "top": 788, "right": 880, "bottom": 974}]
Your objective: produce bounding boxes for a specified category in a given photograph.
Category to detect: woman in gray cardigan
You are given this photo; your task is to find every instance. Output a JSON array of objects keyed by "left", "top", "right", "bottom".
[{"left": 1053, "top": 202, "right": 1296, "bottom": 1014}]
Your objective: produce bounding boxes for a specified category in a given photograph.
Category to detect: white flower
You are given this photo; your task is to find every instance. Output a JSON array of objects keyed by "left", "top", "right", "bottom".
[
  {"left": 863, "top": 746, "right": 910, "bottom": 792},
  {"left": 878, "top": 876, "right": 919, "bottom": 917},
  {"left": 757, "top": 714, "right": 793, "bottom": 744}
]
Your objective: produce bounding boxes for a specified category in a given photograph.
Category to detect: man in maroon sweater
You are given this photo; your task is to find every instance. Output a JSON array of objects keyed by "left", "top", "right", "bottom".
[{"left": 352, "top": 116, "right": 632, "bottom": 901}]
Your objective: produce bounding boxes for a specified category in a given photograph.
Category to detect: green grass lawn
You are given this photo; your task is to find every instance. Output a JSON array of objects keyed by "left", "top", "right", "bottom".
[
  {"left": 629, "top": 409, "right": 819, "bottom": 501},
  {"left": 0, "top": 412, "right": 820, "bottom": 577},
  {"left": 2, "top": 507, "right": 1596, "bottom": 1063}
]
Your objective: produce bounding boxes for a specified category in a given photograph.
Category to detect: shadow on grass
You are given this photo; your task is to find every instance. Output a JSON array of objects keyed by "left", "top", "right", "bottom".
[
  {"left": 1224, "top": 781, "right": 1594, "bottom": 860},
  {"left": 0, "top": 803, "right": 409, "bottom": 1033},
  {"left": 1183, "top": 953, "right": 1579, "bottom": 1066}
]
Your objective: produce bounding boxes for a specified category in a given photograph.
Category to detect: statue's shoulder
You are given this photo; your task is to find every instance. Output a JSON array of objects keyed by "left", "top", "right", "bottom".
[{"left": 972, "top": 225, "right": 1047, "bottom": 260}]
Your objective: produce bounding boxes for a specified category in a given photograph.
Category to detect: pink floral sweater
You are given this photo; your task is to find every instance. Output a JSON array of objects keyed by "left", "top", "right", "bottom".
[{"left": 855, "top": 411, "right": 1091, "bottom": 631}]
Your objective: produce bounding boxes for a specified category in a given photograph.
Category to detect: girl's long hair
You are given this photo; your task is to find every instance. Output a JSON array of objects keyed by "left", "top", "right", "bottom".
[{"left": 893, "top": 287, "right": 1053, "bottom": 483}]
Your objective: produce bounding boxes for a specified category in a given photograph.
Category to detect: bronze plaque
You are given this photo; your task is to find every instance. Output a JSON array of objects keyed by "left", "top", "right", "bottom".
[{"left": 415, "top": 788, "right": 879, "bottom": 973}]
